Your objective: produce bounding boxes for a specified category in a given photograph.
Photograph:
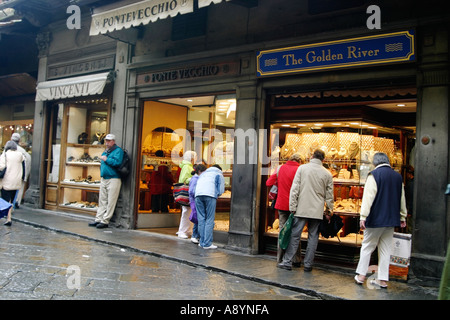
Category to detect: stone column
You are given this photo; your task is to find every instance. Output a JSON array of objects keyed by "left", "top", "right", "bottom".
[
  {"left": 226, "top": 83, "right": 263, "bottom": 254},
  {"left": 24, "top": 32, "right": 51, "bottom": 208},
  {"left": 412, "top": 25, "right": 450, "bottom": 279}
]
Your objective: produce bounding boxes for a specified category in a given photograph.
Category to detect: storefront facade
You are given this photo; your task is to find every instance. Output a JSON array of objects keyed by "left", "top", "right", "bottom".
[{"left": 21, "top": 0, "right": 449, "bottom": 279}]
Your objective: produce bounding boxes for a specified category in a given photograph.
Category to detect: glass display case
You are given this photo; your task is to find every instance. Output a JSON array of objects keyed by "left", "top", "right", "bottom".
[
  {"left": 45, "top": 101, "right": 109, "bottom": 214},
  {"left": 265, "top": 120, "right": 407, "bottom": 247}
]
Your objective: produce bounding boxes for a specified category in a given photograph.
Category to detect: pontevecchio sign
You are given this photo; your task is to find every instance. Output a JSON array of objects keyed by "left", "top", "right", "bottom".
[
  {"left": 90, "top": 0, "right": 194, "bottom": 36},
  {"left": 256, "top": 30, "right": 415, "bottom": 77}
]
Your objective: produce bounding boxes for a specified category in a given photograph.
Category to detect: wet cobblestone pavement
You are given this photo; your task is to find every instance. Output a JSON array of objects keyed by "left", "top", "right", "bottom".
[{"left": 0, "top": 223, "right": 318, "bottom": 300}]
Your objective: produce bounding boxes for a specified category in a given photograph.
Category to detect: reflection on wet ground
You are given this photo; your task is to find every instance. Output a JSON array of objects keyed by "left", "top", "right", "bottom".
[{"left": 0, "top": 223, "right": 317, "bottom": 300}]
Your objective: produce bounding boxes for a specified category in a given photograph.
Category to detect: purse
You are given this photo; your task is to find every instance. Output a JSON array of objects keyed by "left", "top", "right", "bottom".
[
  {"left": 0, "top": 154, "right": 7, "bottom": 179},
  {"left": 278, "top": 213, "right": 294, "bottom": 250},
  {"left": 268, "top": 166, "right": 281, "bottom": 204},
  {"left": 319, "top": 214, "right": 344, "bottom": 240},
  {"left": 173, "top": 183, "right": 190, "bottom": 206},
  {"left": 0, "top": 198, "right": 12, "bottom": 219}
]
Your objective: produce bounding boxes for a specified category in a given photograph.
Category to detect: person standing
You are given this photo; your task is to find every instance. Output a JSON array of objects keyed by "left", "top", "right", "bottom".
[
  {"left": 0, "top": 141, "right": 25, "bottom": 226},
  {"left": 354, "top": 152, "right": 407, "bottom": 288},
  {"left": 176, "top": 150, "right": 197, "bottom": 239},
  {"left": 149, "top": 150, "right": 174, "bottom": 213},
  {"left": 88, "top": 134, "right": 124, "bottom": 229},
  {"left": 188, "top": 164, "right": 207, "bottom": 244},
  {"left": 278, "top": 149, "right": 333, "bottom": 271},
  {"left": 195, "top": 164, "right": 225, "bottom": 249},
  {"left": 266, "top": 153, "right": 303, "bottom": 265},
  {"left": 10, "top": 133, "right": 31, "bottom": 208}
]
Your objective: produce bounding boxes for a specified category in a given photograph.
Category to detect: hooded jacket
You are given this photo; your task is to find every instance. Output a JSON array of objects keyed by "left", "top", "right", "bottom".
[
  {"left": 178, "top": 160, "right": 194, "bottom": 184},
  {"left": 195, "top": 166, "right": 225, "bottom": 199}
]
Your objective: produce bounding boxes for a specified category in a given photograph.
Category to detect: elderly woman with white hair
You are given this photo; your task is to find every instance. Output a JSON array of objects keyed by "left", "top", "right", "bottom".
[
  {"left": 354, "top": 152, "right": 407, "bottom": 288},
  {"left": 0, "top": 141, "right": 25, "bottom": 226},
  {"left": 176, "top": 150, "right": 197, "bottom": 239}
]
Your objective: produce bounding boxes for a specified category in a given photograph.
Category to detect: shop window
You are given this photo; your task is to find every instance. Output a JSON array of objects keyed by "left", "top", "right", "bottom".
[
  {"left": 0, "top": 120, "right": 33, "bottom": 153},
  {"left": 137, "top": 94, "right": 236, "bottom": 233},
  {"left": 265, "top": 120, "right": 413, "bottom": 251},
  {"left": 44, "top": 100, "right": 110, "bottom": 212}
]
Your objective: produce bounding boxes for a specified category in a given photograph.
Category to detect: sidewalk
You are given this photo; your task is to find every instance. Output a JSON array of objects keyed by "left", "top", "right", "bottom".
[{"left": 12, "top": 206, "right": 440, "bottom": 300}]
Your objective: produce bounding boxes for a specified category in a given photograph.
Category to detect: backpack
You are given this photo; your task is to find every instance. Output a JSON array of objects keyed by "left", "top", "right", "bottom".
[{"left": 117, "top": 149, "right": 130, "bottom": 179}]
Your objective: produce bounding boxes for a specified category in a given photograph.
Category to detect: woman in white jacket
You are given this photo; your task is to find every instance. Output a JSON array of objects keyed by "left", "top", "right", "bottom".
[{"left": 0, "top": 141, "right": 25, "bottom": 226}]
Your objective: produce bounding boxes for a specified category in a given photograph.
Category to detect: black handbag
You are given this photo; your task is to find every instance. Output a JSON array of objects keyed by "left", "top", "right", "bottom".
[
  {"left": 0, "top": 154, "right": 6, "bottom": 179},
  {"left": 319, "top": 214, "right": 344, "bottom": 240}
]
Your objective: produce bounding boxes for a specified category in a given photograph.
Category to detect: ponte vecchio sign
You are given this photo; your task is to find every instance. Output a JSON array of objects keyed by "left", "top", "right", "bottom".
[{"left": 256, "top": 30, "right": 415, "bottom": 77}]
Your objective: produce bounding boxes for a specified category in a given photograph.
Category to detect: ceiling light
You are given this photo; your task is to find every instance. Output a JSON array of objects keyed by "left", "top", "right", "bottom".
[
  {"left": 281, "top": 124, "right": 290, "bottom": 127},
  {"left": 397, "top": 104, "right": 406, "bottom": 107}
]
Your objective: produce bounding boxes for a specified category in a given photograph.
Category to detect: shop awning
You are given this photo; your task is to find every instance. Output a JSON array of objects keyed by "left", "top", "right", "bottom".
[
  {"left": 89, "top": 0, "right": 194, "bottom": 36},
  {"left": 198, "top": 0, "right": 231, "bottom": 8},
  {"left": 35, "top": 72, "right": 111, "bottom": 101}
]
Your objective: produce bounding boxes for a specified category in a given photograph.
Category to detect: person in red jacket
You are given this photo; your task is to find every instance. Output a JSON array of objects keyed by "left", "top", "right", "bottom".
[
  {"left": 266, "top": 153, "right": 304, "bottom": 265},
  {"left": 149, "top": 150, "right": 174, "bottom": 213}
]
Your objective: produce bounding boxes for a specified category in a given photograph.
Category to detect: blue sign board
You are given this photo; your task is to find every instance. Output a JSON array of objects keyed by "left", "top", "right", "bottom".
[{"left": 256, "top": 30, "right": 415, "bottom": 77}]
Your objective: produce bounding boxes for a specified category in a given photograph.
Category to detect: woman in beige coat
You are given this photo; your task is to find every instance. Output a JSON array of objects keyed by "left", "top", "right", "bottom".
[{"left": 0, "top": 141, "right": 25, "bottom": 226}]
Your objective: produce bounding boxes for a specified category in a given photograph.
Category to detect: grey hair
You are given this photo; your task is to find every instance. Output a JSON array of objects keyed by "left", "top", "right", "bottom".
[
  {"left": 289, "top": 153, "right": 304, "bottom": 163},
  {"left": 4, "top": 140, "right": 17, "bottom": 152},
  {"left": 373, "top": 152, "right": 390, "bottom": 166},
  {"left": 183, "top": 150, "right": 197, "bottom": 161}
]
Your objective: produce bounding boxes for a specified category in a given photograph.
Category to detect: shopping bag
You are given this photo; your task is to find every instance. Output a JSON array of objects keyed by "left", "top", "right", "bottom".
[
  {"left": 389, "top": 232, "right": 412, "bottom": 280},
  {"left": 0, "top": 198, "right": 12, "bottom": 219},
  {"left": 278, "top": 213, "right": 294, "bottom": 250},
  {"left": 173, "top": 183, "right": 190, "bottom": 206}
]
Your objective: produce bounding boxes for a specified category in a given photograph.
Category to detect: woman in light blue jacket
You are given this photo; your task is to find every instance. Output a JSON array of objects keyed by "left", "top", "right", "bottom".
[{"left": 194, "top": 165, "right": 225, "bottom": 249}]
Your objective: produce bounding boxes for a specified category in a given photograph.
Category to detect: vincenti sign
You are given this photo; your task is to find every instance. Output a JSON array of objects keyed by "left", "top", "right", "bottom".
[{"left": 256, "top": 30, "right": 415, "bottom": 77}]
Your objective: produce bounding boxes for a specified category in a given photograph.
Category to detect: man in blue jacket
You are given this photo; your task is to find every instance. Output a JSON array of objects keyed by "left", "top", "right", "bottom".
[
  {"left": 195, "top": 164, "right": 225, "bottom": 249},
  {"left": 354, "top": 152, "right": 407, "bottom": 288},
  {"left": 89, "top": 133, "right": 124, "bottom": 229}
]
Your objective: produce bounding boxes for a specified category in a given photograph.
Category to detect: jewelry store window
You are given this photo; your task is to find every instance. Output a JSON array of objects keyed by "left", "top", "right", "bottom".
[
  {"left": 137, "top": 94, "right": 236, "bottom": 233},
  {"left": 265, "top": 120, "right": 412, "bottom": 251}
]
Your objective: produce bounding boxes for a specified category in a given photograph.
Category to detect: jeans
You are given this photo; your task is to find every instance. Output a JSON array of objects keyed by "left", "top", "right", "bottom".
[
  {"left": 195, "top": 196, "right": 217, "bottom": 247},
  {"left": 192, "top": 223, "right": 199, "bottom": 239}
]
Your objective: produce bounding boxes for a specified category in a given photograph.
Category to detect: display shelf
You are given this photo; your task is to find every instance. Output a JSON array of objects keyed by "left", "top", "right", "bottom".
[{"left": 44, "top": 102, "right": 109, "bottom": 214}]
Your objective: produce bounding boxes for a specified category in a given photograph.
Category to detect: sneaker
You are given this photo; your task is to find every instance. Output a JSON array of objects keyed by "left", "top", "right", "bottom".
[
  {"left": 277, "top": 263, "right": 292, "bottom": 271},
  {"left": 177, "top": 233, "right": 188, "bottom": 239},
  {"left": 203, "top": 245, "right": 217, "bottom": 249},
  {"left": 88, "top": 221, "right": 99, "bottom": 227},
  {"left": 190, "top": 237, "right": 199, "bottom": 244}
]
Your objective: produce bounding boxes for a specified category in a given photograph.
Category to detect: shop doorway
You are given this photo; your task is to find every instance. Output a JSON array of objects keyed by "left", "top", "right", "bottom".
[{"left": 136, "top": 94, "right": 236, "bottom": 240}]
